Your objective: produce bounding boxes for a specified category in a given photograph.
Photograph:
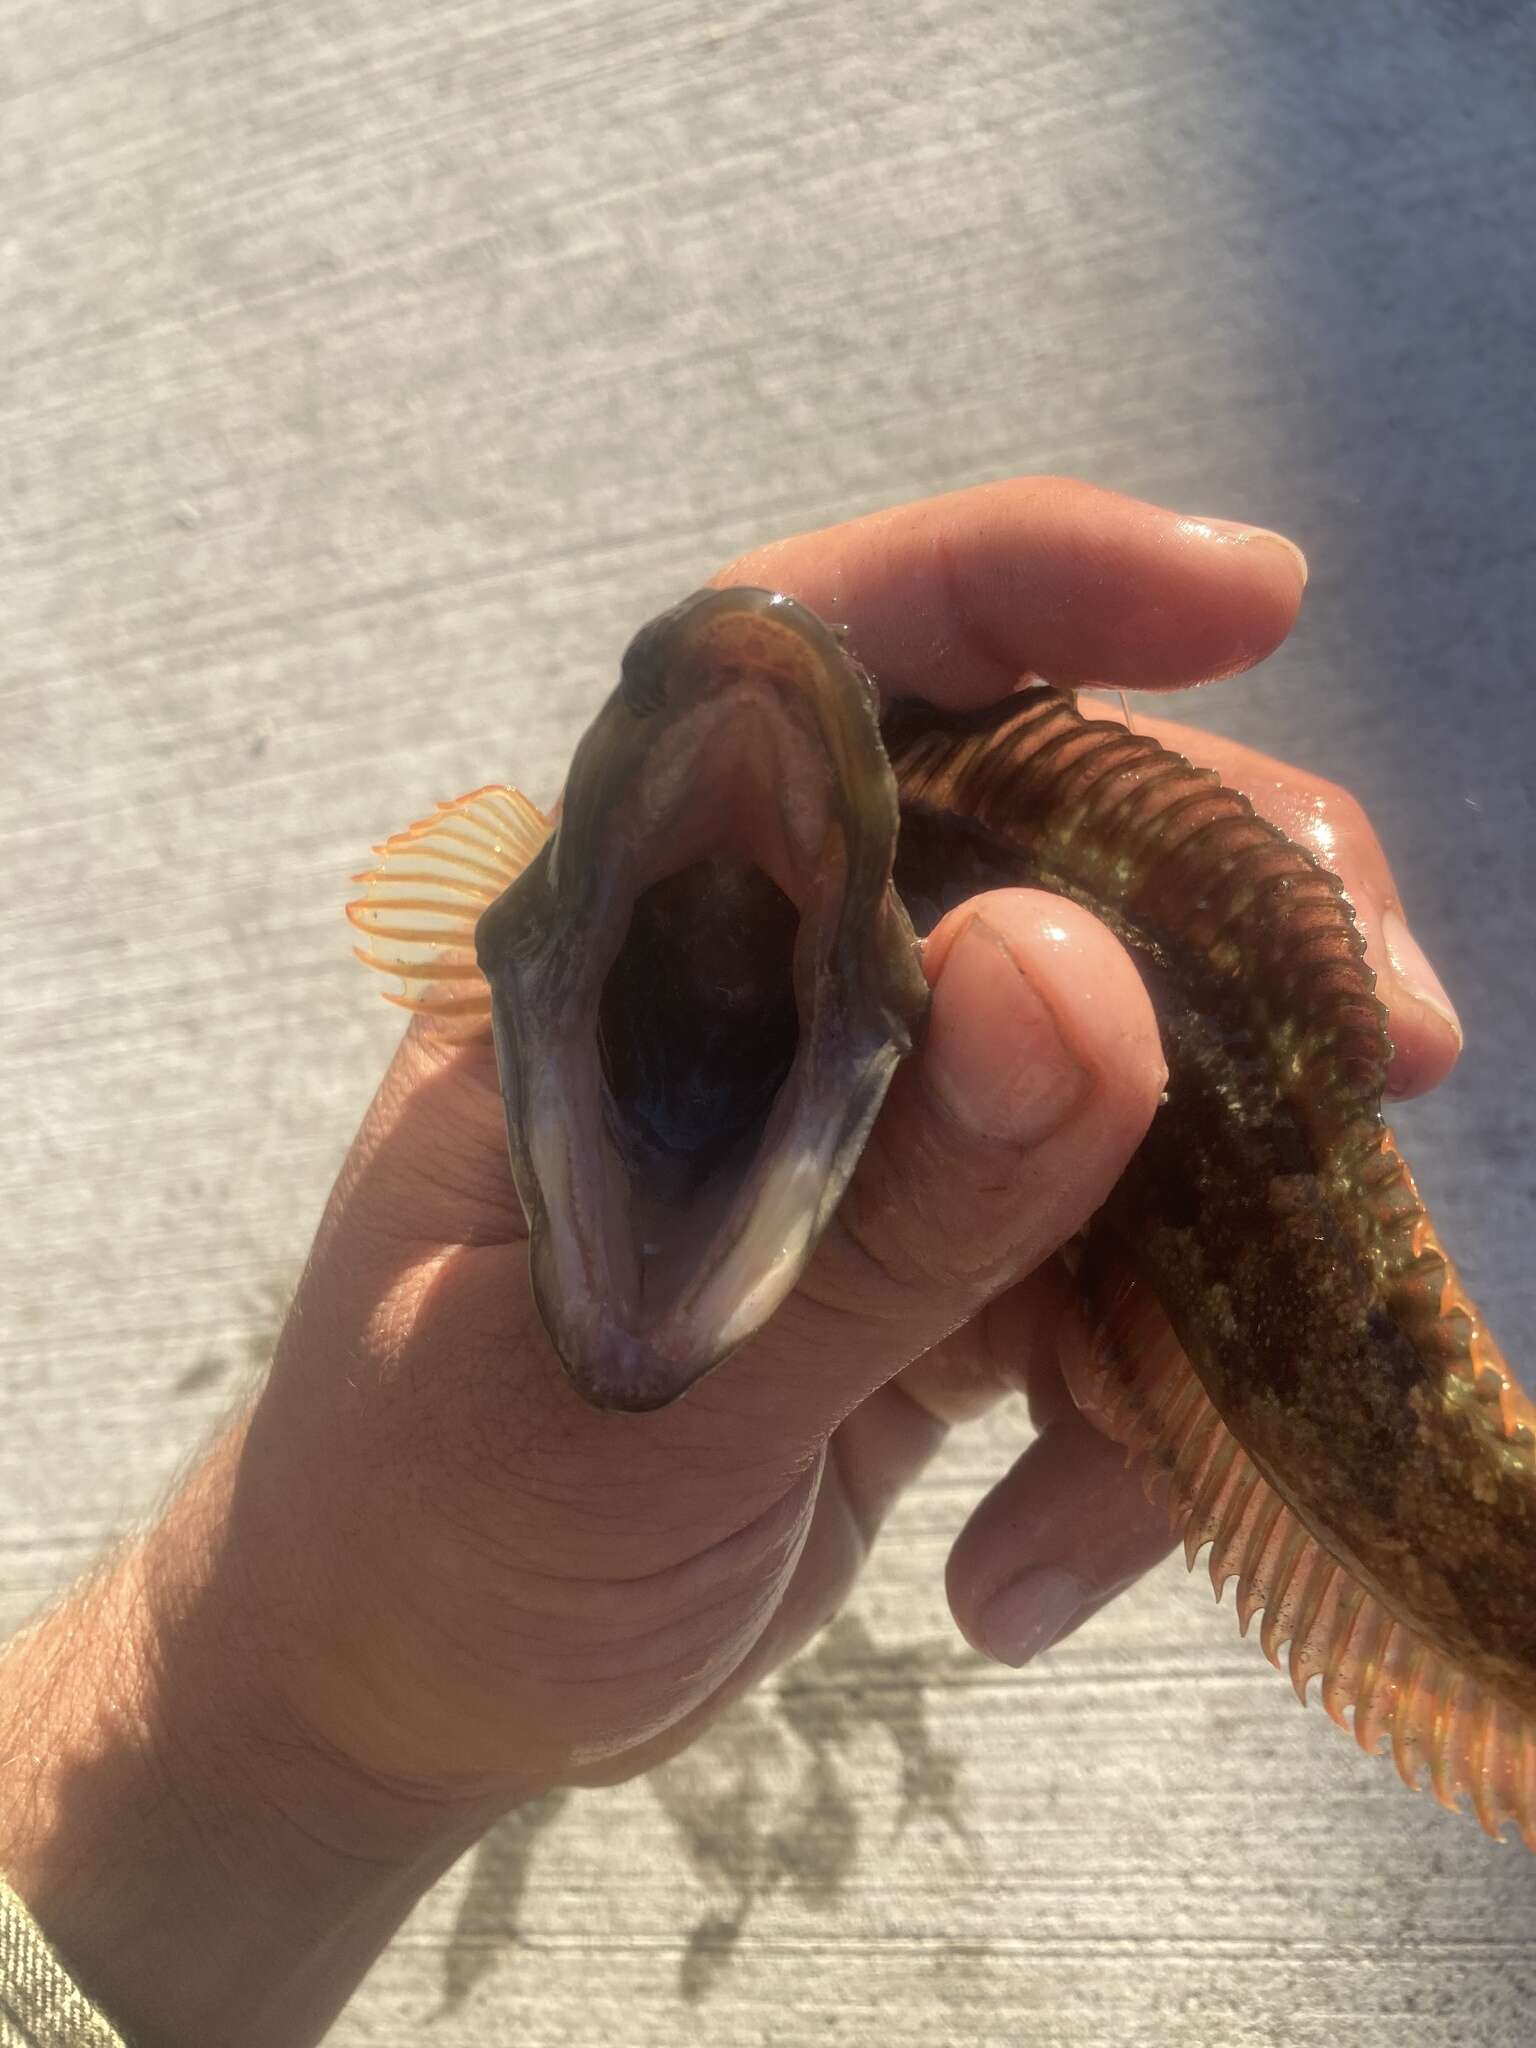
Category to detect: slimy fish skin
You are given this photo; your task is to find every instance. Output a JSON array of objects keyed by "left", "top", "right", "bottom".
[{"left": 351, "top": 588, "right": 1535, "bottom": 1843}]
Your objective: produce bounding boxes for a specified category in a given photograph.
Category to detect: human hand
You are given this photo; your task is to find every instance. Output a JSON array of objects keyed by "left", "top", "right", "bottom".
[{"left": 0, "top": 479, "right": 1459, "bottom": 2047}]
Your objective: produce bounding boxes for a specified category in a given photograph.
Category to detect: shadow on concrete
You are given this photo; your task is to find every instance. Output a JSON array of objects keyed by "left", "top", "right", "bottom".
[
  {"left": 437, "top": 1611, "right": 970, "bottom": 2013},
  {"left": 436, "top": 1789, "right": 573, "bottom": 2017},
  {"left": 654, "top": 1612, "right": 968, "bottom": 2003}
]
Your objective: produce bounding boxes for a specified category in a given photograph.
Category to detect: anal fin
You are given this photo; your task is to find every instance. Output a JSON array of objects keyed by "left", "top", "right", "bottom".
[{"left": 1064, "top": 1262, "right": 1536, "bottom": 1847}]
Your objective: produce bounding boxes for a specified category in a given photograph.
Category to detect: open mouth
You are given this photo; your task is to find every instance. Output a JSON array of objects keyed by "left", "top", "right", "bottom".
[
  {"left": 476, "top": 589, "right": 929, "bottom": 1410},
  {"left": 598, "top": 853, "right": 801, "bottom": 1315}
]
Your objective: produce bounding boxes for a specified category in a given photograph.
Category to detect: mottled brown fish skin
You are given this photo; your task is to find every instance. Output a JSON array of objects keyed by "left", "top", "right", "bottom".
[{"left": 882, "top": 688, "right": 1536, "bottom": 1716}]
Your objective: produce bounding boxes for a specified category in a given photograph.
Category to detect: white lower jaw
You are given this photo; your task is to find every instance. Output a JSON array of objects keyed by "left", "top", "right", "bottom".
[
  {"left": 526, "top": 1016, "right": 907, "bottom": 1406},
  {"left": 675, "top": 1128, "right": 841, "bottom": 1360}
]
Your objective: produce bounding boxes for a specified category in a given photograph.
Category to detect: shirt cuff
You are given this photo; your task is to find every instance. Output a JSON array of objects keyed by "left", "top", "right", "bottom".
[{"left": 0, "top": 1877, "right": 127, "bottom": 2048}]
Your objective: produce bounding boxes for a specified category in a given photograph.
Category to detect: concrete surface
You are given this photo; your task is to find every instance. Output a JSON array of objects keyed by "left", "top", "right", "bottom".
[{"left": 2, "top": 1, "right": 1534, "bottom": 2042}]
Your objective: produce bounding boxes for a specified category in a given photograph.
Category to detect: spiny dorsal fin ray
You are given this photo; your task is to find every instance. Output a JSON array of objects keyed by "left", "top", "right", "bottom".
[
  {"left": 347, "top": 785, "right": 550, "bottom": 1039},
  {"left": 883, "top": 687, "right": 1394, "bottom": 1142},
  {"left": 1065, "top": 1260, "right": 1536, "bottom": 1847}
]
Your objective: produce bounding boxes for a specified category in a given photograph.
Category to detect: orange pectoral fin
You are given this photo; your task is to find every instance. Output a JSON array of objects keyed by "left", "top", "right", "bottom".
[{"left": 347, "top": 785, "right": 551, "bottom": 1040}]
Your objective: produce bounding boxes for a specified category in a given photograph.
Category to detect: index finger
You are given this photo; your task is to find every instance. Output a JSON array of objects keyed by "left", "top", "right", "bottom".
[{"left": 715, "top": 476, "right": 1307, "bottom": 705}]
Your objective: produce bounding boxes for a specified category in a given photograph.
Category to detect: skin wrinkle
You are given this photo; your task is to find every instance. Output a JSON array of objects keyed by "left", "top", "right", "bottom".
[
  {"left": 455, "top": 1382, "right": 800, "bottom": 1542},
  {"left": 419, "top": 1572, "right": 785, "bottom": 1687},
  {"left": 810, "top": 1443, "right": 878, "bottom": 1589},
  {"left": 928, "top": 513, "right": 1024, "bottom": 703},
  {"left": 913, "top": 1269, "right": 1070, "bottom": 1428},
  {"left": 825, "top": 1392, "right": 945, "bottom": 1557},
  {"left": 429, "top": 1310, "right": 820, "bottom": 1511},
  {"left": 429, "top": 1466, "right": 818, "bottom": 1601},
  {"left": 132, "top": 1518, "right": 420, "bottom": 1892}
]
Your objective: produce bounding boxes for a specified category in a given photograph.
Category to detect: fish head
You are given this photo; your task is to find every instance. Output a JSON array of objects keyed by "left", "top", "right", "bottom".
[{"left": 476, "top": 587, "right": 930, "bottom": 1411}]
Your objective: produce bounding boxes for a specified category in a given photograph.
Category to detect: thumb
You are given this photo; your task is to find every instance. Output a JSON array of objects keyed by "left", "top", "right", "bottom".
[{"left": 711, "top": 888, "right": 1167, "bottom": 1444}]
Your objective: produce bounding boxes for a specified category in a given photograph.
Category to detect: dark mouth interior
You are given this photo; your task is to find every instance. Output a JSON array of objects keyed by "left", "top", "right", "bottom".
[{"left": 597, "top": 856, "right": 801, "bottom": 1281}]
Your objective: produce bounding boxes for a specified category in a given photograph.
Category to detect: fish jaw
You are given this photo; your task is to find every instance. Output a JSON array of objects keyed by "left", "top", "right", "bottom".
[{"left": 475, "top": 588, "right": 930, "bottom": 1411}]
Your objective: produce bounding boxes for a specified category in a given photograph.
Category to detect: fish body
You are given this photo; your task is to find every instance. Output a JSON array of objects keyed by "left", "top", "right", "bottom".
[
  {"left": 885, "top": 689, "right": 1536, "bottom": 1836},
  {"left": 350, "top": 589, "right": 1535, "bottom": 1839}
]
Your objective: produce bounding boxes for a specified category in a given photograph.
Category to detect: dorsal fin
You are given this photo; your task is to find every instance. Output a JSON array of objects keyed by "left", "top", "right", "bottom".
[
  {"left": 346, "top": 785, "right": 550, "bottom": 1039},
  {"left": 884, "top": 687, "right": 1393, "bottom": 1147}
]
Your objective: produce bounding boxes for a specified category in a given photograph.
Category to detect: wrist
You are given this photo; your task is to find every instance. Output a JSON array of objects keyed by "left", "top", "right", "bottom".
[{"left": 0, "top": 1421, "right": 503, "bottom": 2048}]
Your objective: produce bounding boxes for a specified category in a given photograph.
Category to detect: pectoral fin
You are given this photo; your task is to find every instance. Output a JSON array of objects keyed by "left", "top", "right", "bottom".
[{"left": 347, "top": 785, "right": 551, "bottom": 1039}]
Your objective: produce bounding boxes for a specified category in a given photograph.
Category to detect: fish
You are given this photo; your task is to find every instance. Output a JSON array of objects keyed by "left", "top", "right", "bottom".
[{"left": 349, "top": 584, "right": 1536, "bottom": 1844}]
